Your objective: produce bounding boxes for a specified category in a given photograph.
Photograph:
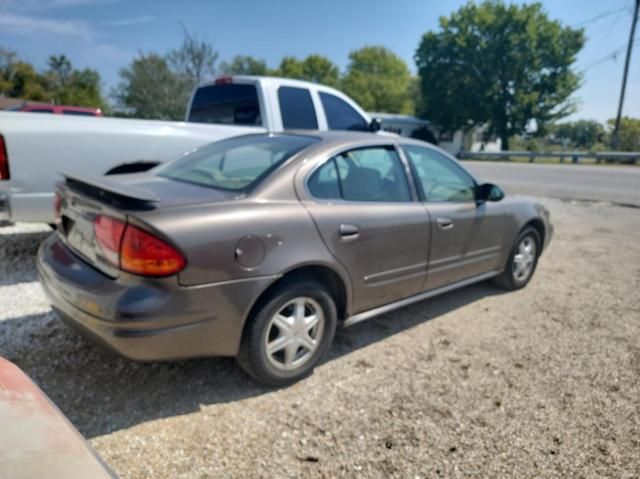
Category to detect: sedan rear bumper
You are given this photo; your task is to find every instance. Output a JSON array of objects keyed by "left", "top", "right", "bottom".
[{"left": 37, "top": 235, "right": 275, "bottom": 360}]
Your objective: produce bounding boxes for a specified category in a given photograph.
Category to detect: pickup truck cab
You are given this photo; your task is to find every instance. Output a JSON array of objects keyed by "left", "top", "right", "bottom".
[{"left": 0, "top": 76, "right": 380, "bottom": 224}]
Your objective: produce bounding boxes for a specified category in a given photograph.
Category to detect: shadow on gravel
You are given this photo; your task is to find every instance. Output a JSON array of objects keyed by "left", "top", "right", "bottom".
[
  {"left": 0, "top": 282, "right": 504, "bottom": 440},
  {"left": 0, "top": 230, "right": 52, "bottom": 286}
]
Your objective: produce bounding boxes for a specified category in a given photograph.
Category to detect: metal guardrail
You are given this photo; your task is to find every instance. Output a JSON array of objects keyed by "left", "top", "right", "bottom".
[{"left": 458, "top": 150, "right": 640, "bottom": 164}]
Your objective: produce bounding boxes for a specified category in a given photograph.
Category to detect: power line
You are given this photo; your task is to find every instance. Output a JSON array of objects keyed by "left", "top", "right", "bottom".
[
  {"left": 580, "top": 38, "right": 639, "bottom": 71},
  {"left": 573, "top": 6, "right": 630, "bottom": 27}
]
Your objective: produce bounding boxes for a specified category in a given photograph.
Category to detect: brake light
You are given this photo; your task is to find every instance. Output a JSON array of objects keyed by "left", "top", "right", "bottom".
[
  {"left": 0, "top": 135, "right": 9, "bottom": 180},
  {"left": 120, "top": 224, "right": 185, "bottom": 277},
  {"left": 94, "top": 215, "right": 185, "bottom": 276},
  {"left": 214, "top": 76, "right": 233, "bottom": 85},
  {"left": 94, "top": 215, "right": 126, "bottom": 266}
]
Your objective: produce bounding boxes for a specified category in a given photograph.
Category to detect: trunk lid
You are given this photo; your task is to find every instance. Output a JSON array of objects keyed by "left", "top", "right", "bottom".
[{"left": 57, "top": 173, "right": 236, "bottom": 278}]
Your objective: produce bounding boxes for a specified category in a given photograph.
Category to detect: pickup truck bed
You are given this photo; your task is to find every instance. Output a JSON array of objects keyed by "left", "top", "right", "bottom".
[{"left": 0, "top": 112, "right": 262, "bottom": 222}]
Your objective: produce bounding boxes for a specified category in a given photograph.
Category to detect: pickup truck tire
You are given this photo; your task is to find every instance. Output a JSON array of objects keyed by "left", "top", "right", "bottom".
[
  {"left": 105, "top": 161, "right": 160, "bottom": 175},
  {"left": 236, "top": 281, "right": 337, "bottom": 387}
]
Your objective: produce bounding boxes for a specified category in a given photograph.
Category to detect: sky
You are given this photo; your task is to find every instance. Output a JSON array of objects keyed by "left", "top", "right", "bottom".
[{"left": 0, "top": 0, "right": 638, "bottom": 123}]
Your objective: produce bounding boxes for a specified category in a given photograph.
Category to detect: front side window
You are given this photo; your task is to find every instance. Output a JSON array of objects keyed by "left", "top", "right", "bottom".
[
  {"left": 188, "top": 84, "right": 262, "bottom": 125},
  {"left": 308, "top": 146, "right": 411, "bottom": 202},
  {"left": 278, "top": 87, "right": 318, "bottom": 130},
  {"left": 157, "top": 134, "right": 318, "bottom": 191},
  {"left": 403, "top": 145, "right": 475, "bottom": 202},
  {"left": 319, "top": 92, "right": 368, "bottom": 131}
]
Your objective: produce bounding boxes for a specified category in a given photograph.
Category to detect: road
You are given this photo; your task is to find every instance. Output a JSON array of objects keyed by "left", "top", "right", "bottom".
[{"left": 465, "top": 161, "right": 640, "bottom": 206}]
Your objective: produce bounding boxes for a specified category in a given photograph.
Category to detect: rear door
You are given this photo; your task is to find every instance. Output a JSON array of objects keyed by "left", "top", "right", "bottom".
[
  {"left": 401, "top": 144, "right": 505, "bottom": 290},
  {"left": 301, "top": 144, "right": 429, "bottom": 313}
]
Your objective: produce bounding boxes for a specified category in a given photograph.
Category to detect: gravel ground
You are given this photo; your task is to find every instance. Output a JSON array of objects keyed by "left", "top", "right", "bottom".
[{"left": 1, "top": 198, "right": 639, "bottom": 478}]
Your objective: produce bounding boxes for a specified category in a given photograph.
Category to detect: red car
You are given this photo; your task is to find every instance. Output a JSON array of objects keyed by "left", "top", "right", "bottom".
[
  {"left": 0, "top": 357, "right": 116, "bottom": 478},
  {"left": 10, "top": 103, "right": 103, "bottom": 116}
]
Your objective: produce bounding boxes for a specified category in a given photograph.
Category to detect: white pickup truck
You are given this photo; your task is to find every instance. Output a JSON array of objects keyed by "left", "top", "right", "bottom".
[{"left": 0, "top": 75, "right": 380, "bottom": 224}]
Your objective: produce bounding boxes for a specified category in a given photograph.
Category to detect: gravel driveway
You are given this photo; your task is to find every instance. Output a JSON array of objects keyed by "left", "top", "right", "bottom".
[{"left": 1, "top": 198, "right": 639, "bottom": 478}]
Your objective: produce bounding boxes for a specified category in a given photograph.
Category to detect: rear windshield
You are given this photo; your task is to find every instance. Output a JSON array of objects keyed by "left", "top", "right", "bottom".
[
  {"left": 156, "top": 134, "right": 318, "bottom": 191},
  {"left": 188, "top": 84, "right": 262, "bottom": 126}
]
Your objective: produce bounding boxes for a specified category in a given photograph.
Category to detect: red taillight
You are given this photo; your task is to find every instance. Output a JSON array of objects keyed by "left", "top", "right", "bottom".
[
  {"left": 120, "top": 224, "right": 185, "bottom": 277},
  {"left": 53, "top": 192, "right": 62, "bottom": 219},
  {"left": 94, "top": 215, "right": 185, "bottom": 276},
  {"left": 214, "top": 76, "right": 233, "bottom": 85},
  {"left": 0, "top": 135, "right": 9, "bottom": 180},
  {"left": 94, "top": 215, "right": 126, "bottom": 266}
]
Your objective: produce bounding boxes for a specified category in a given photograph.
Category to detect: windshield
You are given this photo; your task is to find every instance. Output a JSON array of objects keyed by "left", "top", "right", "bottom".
[
  {"left": 188, "top": 84, "right": 262, "bottom": 125},
  {"left": 156, "top": 134, "right": 319, "bottom": 191}
]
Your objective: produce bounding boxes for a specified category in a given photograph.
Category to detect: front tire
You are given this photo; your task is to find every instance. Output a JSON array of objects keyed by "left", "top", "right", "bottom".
[
  {"left": 236, "top": 280, "right": 337, "bottom": 387},
  {"left": 493, "top": 227, "right": 541, "bottom": 291}
]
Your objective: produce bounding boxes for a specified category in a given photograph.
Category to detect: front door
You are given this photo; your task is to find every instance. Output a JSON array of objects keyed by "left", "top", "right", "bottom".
[
  {"left": 401, "top": 144, "right": 505, "bottom": 290},
  {"left": 303, "top": 145, "right": 430, "bottom": 313}
]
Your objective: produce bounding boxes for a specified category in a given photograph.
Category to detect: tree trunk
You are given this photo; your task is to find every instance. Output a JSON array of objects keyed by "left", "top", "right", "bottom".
[{"left": 500, "top": 132, "right": 510, "bottom": 151}]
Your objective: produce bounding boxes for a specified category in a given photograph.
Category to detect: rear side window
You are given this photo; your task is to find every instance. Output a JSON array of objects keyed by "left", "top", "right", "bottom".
[
  {"left": 278, "top": 87, "right": 318, "bottom": 130},
  {"left": 319, "top": 92, "right": 368, "bottom": 131},
  {"left": 26, "top": 108, "right": 54, "bottom": 113},
  {"left": 188, "top": 84, "right": 262, "bottom": 126},
  {"left": 308, "top": 146, "right": 411, "bottom": 202}
]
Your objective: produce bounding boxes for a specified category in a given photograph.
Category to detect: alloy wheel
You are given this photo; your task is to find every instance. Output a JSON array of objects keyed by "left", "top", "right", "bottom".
[
  {"left": 264, "top": 297, "right": 325, "bottom": 372},
  {"left": 512, "top": 235, "right": 537, "bottom": 282}
]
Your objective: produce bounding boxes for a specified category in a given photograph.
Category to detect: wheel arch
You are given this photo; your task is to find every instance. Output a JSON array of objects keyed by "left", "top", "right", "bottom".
[
  {"left": 246, "top": 263, "right": 351, "bottom": 328},
  {"left": 523, "top": 218, "right": 545, "bottom": 253}
]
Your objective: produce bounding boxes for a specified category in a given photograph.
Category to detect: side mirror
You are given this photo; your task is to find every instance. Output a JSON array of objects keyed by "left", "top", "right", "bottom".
[
  {"left": 476, "top": 183, "right": 504, "bottom": 203},
  {"left": 369, "top": 118, "right": 382, "bottom": 133}
]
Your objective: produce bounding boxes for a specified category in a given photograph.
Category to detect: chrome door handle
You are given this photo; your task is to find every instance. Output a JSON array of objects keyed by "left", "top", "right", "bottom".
[
  {"left": 436, "top": 218, "right": 454, "bottom": 230},
  {"left": 339, "top": 223, "right": 360, "bottom": 239}
]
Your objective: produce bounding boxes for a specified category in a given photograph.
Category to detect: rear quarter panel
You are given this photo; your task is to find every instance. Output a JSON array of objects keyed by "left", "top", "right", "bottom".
[{"left": 134, "top": 199, "right": 347, "bottom": 288}]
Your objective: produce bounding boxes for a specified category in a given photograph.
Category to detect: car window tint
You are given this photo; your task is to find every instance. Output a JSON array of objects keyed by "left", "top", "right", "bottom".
[
  {"left": 319, "top": 92, "right": 368, "bottom": 131},
  {"left": 403, "top": 145, "right": 475, "bottom": 202},
  {"left": 27, "top": 108, "right": 54, "bottom": 113},
  {"left": 334, "top": 147, "right": 411, "bottom": 202},
  {"left": 308, "top": 158, "right": 341, "bottom": 199},
  {"left": 188, "top": 84, "right": 261, "bottom": 125},
  {"left": 278, "top": 87, "right": 318, "bottom": 129}
]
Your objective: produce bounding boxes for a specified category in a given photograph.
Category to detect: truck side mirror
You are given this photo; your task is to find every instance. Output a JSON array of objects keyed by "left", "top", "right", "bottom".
[{"left": 369, "top": 118, "right": 382, "bottom": 133}]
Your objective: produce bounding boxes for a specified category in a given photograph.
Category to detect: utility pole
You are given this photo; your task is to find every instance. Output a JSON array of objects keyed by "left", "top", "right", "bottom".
[{"left": 612, "top": 0, "right": 639, "bottom": 149}]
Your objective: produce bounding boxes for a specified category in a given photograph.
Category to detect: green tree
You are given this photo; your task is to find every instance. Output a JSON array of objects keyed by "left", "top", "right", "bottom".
[
  {"left": 168, "top": 27, "right": 217, "bottom": 87},
  {"left": 607, "top": 117, "right": 640, "bottom": 152},
  {"left": 415, "top": 1, "right": 585, "bottom": 150},
  {"left": 276, "top": 54, "right": 340, "bottom": 86},
  {"left": 219, "top": 55, "right": 269, "bottom": 75},
  {"left": 552, "top": 120, "right": 604, "bottom": 149},
  {"left": 342, "top": 46, "right": 414, "bottom": 114},
  {"left": 0, "top": 48, "right": 50, "bottom": 101},
  {"left": 113, "top": 53, "right": 190, "bottom": 120},
  {"left": 45, "top": 55, "right": 105, "bottom": 108}
]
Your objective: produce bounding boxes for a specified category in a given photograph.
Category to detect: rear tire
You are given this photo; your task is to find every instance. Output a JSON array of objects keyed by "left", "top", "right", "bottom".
[
  {"left": 493, "top": 226, "right": 541, "bottom": 291},
  {"left": 236, "top": 280, "right": 337, "bottom": 387}
]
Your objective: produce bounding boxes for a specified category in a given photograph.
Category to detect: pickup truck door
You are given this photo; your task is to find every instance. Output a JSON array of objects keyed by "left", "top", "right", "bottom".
[
  {"left": 401, "top": 145, "right": 505, "bottom": 290},
  {"left": 301, "top": 145, "right": 429, "bottom": 314}
]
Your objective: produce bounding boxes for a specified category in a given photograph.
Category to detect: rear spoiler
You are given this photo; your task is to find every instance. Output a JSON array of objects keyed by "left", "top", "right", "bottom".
[{"left": 61, "top": 172, "right": 159, "bottom": 209}]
